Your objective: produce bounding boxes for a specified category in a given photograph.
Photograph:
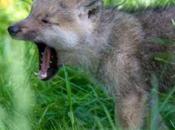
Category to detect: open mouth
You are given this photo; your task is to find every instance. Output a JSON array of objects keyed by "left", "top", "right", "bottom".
[{"left": 35, "top": 42, "right": 61, "bottom": 80}]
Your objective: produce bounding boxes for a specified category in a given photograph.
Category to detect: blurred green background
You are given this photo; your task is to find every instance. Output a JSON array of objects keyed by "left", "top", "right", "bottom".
[{"left": 0, "top": 0, "right": 175, "bottom": 130}]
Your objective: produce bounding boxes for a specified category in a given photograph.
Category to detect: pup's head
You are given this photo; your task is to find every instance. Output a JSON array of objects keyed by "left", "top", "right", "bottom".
[{"left": 8, "top": 0, "right": 103, "bottom": 80}]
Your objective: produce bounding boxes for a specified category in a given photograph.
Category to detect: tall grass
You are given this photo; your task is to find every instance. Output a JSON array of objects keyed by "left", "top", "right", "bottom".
[{"left": 0, "top": 0, "right": 175, "bottom": 130}]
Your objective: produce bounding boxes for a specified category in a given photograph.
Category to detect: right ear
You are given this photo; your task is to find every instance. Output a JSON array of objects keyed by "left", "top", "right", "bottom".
[{"left": 77, "top": 0, "right": 103, "bottom": 21}]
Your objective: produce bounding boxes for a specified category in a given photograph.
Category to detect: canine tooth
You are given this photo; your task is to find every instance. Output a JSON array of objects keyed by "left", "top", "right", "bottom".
[{"left": 40, "top": 73, "right": 47, "bottom": 79}]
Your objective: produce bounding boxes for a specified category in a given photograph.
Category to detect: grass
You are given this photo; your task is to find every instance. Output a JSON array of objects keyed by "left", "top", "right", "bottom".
[{"left": 0, "top": 0, "right": 175, "bottom": 130}]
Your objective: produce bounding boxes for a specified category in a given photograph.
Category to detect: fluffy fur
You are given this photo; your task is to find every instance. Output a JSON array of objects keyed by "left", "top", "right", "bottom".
[{"left": 9, "top": 0, "right": 175, "bottom": 129}]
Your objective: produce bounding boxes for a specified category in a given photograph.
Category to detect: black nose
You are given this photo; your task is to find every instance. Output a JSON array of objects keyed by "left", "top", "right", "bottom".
[{"left": 8, "top": 25, "right": 21, "bottom": 36}]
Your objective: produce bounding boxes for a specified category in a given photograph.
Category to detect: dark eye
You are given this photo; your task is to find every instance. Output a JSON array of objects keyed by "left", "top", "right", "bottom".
[
  {"left": 41, "top": 19, "right": 50, "bottom": 24},
  {"left": 41, "top": 17, "right": 59, "bottom": 26}
]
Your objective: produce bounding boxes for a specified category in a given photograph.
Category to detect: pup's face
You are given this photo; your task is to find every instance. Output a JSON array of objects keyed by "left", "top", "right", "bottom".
[{"left": 8, "top": 0, "right": 102, "bottom": 80}]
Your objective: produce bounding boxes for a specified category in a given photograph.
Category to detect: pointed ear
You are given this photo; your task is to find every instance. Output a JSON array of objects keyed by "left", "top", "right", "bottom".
[{"left": 78, "top": 0, "right": 103, "bottom": 20}]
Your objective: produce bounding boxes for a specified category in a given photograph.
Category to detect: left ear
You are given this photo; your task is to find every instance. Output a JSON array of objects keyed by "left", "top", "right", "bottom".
[{"left": 78, "top": 0, "right": 103, "bottom": 21}]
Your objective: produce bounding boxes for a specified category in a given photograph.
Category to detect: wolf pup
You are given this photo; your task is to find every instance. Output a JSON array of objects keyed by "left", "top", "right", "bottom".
[{"left": 8, "top": 0, "right": 175, "bottom": 129}]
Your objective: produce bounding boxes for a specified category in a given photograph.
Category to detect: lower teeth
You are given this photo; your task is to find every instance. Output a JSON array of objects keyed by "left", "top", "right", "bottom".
[{"left": 39, "top": 71, "right": 47, "bottom": 79}]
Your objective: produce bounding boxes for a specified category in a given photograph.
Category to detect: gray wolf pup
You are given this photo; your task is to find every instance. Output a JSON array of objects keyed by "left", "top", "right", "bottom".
[{"left": 8, "top": 0, "right": 175, "bottom": 129}]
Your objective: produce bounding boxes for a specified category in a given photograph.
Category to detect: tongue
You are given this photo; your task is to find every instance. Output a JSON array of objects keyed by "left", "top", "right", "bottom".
[{"left": 39, "top": 46, "right": 51, "bottom": 79}]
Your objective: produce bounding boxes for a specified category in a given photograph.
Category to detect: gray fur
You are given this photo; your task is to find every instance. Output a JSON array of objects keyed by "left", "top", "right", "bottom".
[{"left": 9, "top": 0, "right": 175, "bottom": 129}]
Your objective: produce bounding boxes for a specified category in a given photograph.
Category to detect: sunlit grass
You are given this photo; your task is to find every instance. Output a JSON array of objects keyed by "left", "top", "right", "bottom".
[
  {"left": 8, "top": 43, "right": 34, "bottom": 130},
  {"left": 0, "top": 0, "right": 13, "bottom": 9},
  {"left": 0, "top": 1, "right": 34, "bottom": 130}
]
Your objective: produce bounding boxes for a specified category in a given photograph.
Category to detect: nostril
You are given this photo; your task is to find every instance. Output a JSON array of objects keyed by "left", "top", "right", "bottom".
[{"left": 8, "top": 25, "right": 21, "bottom": 36}]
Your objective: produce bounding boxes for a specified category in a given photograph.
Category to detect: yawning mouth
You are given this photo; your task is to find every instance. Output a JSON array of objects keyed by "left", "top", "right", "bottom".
[{"left": 36, "top": 42, "right": 61, "bottom": 80}]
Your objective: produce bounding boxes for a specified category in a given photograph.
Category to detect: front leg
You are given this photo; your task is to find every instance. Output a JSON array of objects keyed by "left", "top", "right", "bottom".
[
  {"left": 99, "top": 52, "right": 148, "bottom": 130},
  {"left": 114, "top": 53, "right": 148, "bottom": 130},
  {"left": 115, "top": 90, "right": 147, "bottom": 130}
]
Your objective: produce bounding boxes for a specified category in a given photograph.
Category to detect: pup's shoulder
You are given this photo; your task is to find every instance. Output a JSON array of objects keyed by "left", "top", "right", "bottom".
[{"left": 100, "top": 7, "right": 142, "bottom": 30}]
